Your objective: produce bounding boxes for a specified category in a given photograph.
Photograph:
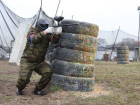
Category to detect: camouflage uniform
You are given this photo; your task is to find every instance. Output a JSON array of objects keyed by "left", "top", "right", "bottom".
[{"left": 16, "top": 27, "right": 60, "bottom": 90}]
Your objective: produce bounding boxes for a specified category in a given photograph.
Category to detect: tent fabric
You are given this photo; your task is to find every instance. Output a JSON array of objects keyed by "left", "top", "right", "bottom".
[
  {"left": 0, "top": 0, "right": 56, "bottom": 64},
  {"left": 0, "top": 0, "right": 55, "bottom": 54}
]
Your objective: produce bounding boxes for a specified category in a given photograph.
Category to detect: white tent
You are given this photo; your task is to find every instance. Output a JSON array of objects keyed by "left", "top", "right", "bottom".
[{"left": 0, "top": 0, "right": 55, "bottom": 65}]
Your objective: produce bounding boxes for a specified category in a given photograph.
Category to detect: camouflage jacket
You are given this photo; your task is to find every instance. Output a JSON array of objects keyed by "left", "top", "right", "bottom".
[{"left": 22, "top": 27, "right": 60, "bottom": 62}]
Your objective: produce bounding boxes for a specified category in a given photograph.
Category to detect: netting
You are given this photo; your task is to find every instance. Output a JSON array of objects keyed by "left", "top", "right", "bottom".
[
  {"left": 0, "top": 0, "right": 139, "bottom": 61},
  {"left": 96, "top": 29, "right": 139, "bottom": 61},
  {"left": 0, "top": 0, "right": 55, "bottom": 56}
]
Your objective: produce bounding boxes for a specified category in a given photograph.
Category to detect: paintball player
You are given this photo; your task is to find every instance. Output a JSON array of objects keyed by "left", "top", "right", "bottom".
[{"left": 16, "top": 19, "right": 62, "bottom": 96}]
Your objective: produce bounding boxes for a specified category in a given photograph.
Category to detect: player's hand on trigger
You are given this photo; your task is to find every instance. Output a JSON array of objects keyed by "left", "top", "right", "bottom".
[
  {"left": 43, "top": 27, "right": 54, "bottom": 35},
  {"left": 55, "top": 27, "right": 62, "bottom": 35}
]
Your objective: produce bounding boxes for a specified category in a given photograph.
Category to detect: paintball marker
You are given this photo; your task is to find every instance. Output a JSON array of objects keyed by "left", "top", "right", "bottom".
[
  {"left": 54, "top": 16, "right": 64, "bottom": 26},
  {"left": 49, "top": 0, "right": 64, "bottom": 34},
  {"left": 49, "top": 16, "right": 64, "bottom": 36},
  {"left": 53, "top": 0, "right": 64, "bottom": 27}
]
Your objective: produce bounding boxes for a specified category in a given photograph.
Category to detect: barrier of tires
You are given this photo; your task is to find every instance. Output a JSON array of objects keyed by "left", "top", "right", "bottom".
[
  {"left": 53, "top": 47, "right": 95, "bottom": 64},
  {"left": 45, "top": 43, "right": 58, "bottom": 62},
  {"left": 60, "top": 20, "right": 99, "bottom": 37},
  {"left": 51, "top": 74, "right": 95, "bottom": 91},
  {"left": 117, "top": 44, "right": 129, "bottom": 64},
  {"left": 50, "top": 19, "right": 99, "bottom": 91},
  {"left": 58, "top": 33, "right": 97, "bottom": 53},
  {"left": 51, "top": 60, "right": 94, "bottom": 78}
]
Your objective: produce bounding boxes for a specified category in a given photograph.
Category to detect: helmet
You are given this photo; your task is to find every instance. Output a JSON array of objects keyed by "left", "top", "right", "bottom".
[{"left": 36, "top": 19, "right": 49, "bottom": 31}]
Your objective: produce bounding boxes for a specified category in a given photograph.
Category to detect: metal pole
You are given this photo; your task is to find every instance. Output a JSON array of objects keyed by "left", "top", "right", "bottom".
[
  {"left": 72, "top": 15, "right": 74, "bottom": 20},
  {"left": 61, "top": 10, "right": 63, "bottom": 16},
  {"left": 32, "top": 0, "right": 42, "bottom": 26},
  {"left": 55, "top": 0, "right": 61, "bottom": 17},
  {"left": 36, "top": 0, "right": 42, "bottom": 22},
  {"left": 110, "top": 26, "right": 120, "bottom": 60}
]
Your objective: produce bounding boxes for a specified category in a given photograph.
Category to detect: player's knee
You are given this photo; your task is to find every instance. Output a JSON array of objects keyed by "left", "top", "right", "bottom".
[
  {"left": 21, "top": 76, "right": 30, "bottom": 83},
  {"left": 42, "top": 72, "right": 52, "bottom": 78}
]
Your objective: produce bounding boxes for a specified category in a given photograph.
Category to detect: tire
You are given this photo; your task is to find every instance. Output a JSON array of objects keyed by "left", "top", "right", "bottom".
[
  {"left": 117, "top": 46, "right": 129, "bottom": 50},
  {"left": 49, "top": 52, "right": 55, "bottom": 62},
  {"left": 48, "top": 43, "right": 58, "bottom": 53},
  {"left": 59, "top": 33, "right": 97, "bottom": 53},
  {"left": 53, "top": 47, "right": 95, "bottom": 64},
  {"left": 60, "top": 20, "right": 99, "bottom": 37},
  {"left": 51, "top": 74, "right": 95, "bottom": 92},
  {"left": 117, "top": 54, "right": 129, "bottom": 58},
  {"left": 117, "top": 61, "right": 129, "bottom": 64},
  {"left": 51, "top": 60, "right": 94, "bottom": 78},
  {"left": 45, "top": 52, "right": 55, "bottom": 62},
  {"left": 117, "top": 57, "right": 129, "bottom": 61},
  {"left": 117, "top": 50, "right": 129, "bottom": 54}
]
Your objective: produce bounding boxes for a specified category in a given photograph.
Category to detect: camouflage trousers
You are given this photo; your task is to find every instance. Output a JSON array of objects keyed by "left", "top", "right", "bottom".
[{"left": 16, "top": 58, "right": 52, "bottom": 90}]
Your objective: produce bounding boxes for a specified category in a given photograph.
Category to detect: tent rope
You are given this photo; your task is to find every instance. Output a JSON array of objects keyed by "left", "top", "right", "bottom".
[
  {"left": 0, "top": 11, "right": 15, "bottom": 40},
  {"left": 0, "top": 1, "right": 18, "bottom": 28}
]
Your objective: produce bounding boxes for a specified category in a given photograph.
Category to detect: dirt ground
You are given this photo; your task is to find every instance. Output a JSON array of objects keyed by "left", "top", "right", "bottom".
[
  {"left": 0, "top": 60, "right": 110, "bottom": 105},
  {"left": 1, "top": 60, "right": 140, "bottom": 105}
]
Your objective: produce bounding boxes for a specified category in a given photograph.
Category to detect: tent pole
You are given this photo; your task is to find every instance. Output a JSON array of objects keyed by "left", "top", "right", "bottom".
[
  {"left": 32, "top": 0, "right": 42, "bottom": 26},
  {"left": 55, "top": 0, "right": 61, "bottom": 16},
  {"left": 110, "top": 26, "right": 120, "bottom": 60}
]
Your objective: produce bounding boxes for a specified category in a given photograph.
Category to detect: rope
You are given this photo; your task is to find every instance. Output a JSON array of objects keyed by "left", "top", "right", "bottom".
[
  {"left": 0, "top": 35, "right": 7, "bottom": 52},
  {"left": 0, "top": 35, "right": 4, "bottom": 47},
  {"left": 0, "top": 11, "right": 15, "bottom": 40},
  {"left": 0, "top": 26, "right": 10, "bottom": 48},
  {"left": 32, "top": 0, "right": 42, "bottom": 26},
  {"left": 0, "top": 1, "right": 18, "bottom": 28}
]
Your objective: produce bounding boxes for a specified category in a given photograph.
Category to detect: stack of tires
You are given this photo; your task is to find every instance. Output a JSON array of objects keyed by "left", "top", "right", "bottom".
[
  {"left": 117, "top": 44, "right": 129, "bottom": 64},
  {"left": 45, "top": 43, "right": 58, "bottom": 62},
  {"left": 51, "top": 20, "right": 99, "bottom": 91}
]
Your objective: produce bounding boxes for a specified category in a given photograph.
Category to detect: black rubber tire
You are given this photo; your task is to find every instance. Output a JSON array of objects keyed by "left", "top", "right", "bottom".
[
  {"left": 117, "top": 46, "right": 129, "bottom": 50},
  {"left": 48, "top": 43, "right": 58, "bottom": 53},
  {"left": 51, "top": 60, "right": 94, "bottom": 78},
  {"left": 117, "top": 50, "right": 129, "bottom": 54},
  {"left": 59, "top": 33, "right": 97, "bottom": 53},
  {"left": 51, "top": 74, "right": 95, "bottom": 92},
  {"left": 117, "top": 57, "right": 129, "bottom": 61},
  {"left": 60, "top": 20, "right": 99, "bottom": 37},
  {"left": 53, "top": 47, "right": 95, "bottom": 64},
  {"left": 49, "top": 52, "right": 55, "bottom": 62},
  {"left": 117, "top": 61, "right": 129, "bottom": 64},
  {"left": 45, "top": 52, "right": 55, "bottom": 62},
  {"left": 117, "top": 54, "right": 129, "bottom": 58}
]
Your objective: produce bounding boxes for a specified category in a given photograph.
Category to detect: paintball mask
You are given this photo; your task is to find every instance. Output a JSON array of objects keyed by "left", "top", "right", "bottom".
[{"left": 36, "top": 19, "right": 49, "bottom": 31}]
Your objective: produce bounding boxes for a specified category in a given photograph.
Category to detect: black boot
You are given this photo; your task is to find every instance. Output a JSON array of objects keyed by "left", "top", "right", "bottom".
[
  {"left": 16, "top": 89, "right": 23, "bottom": 95},
  {"left": 34, "top": 88, "right": 46, "bottom": 96}
]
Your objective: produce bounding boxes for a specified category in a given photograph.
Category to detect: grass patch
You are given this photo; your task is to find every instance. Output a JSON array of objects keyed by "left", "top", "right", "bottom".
[
  {"left": 65, "top": 61, "right": 140, "bottom": 105},
  {"left": 30, "top": 72, "right": 41, "bottom": 81},
  {"left": 1, "top": 96, "right": 13, "bottom": 102},
  {"left": 50, "top": 85, "right": 62, "bottom": 92},
  {"left": 0, "top": 73, "right": 18, "bottom": 81},
  {"left": 0, "top": 61, "right": 140, "bottom": 105}
]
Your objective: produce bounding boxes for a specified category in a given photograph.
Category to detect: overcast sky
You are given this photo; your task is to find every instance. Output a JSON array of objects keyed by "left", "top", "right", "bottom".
[{"left": 2, "top": 0, "right": 140, "bottom": 36}]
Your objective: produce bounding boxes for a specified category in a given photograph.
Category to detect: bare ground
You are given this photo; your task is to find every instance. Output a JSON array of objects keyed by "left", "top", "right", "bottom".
[
  {"left": 0, "top": 60, "right": 110, "bottom": 105},
  {"left": 0, "top": 60, "right": 140, "bottom": 105}
]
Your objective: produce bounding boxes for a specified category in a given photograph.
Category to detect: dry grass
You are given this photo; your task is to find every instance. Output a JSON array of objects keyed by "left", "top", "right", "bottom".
[
  {"left": 0, "top": 60, "right": 140, "bottom": 105},
  {"left": 77, "top": 61, "right": 140, "bottom": 105}
]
